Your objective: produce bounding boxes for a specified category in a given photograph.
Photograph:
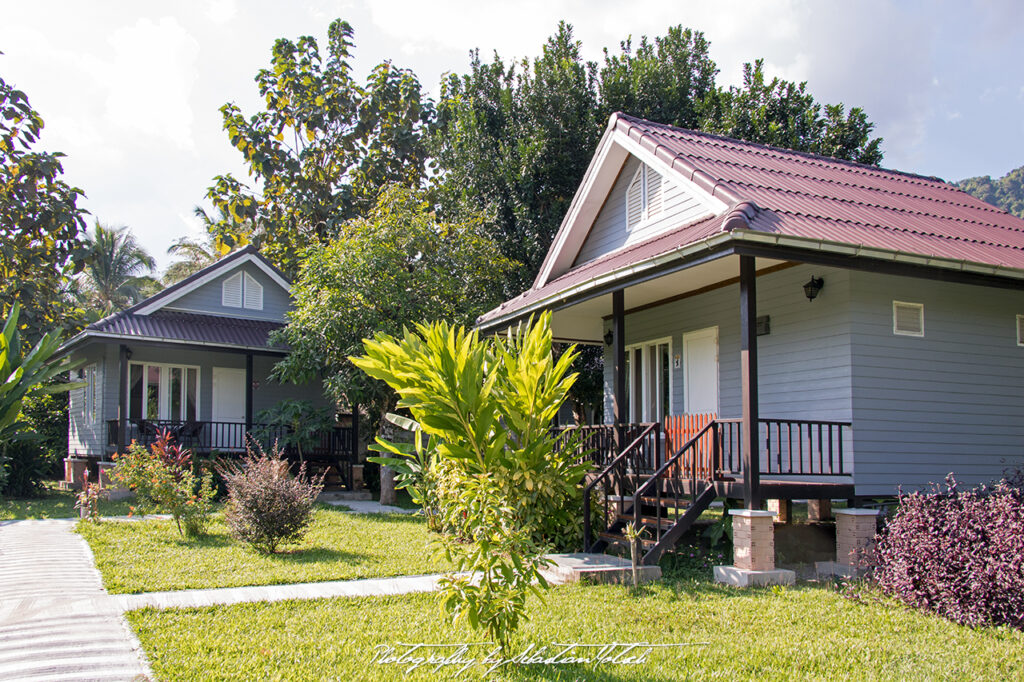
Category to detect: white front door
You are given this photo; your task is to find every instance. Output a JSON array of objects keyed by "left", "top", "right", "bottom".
[
  {"left": 212, "top": 367, "right": 246, "bottom": 449},
  {"left": 683, "top": 327, "right": 719, "bottom": 414}
]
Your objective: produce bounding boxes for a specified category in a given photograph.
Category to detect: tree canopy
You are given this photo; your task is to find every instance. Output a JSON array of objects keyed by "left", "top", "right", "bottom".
[
  {"left": 76, "top": 222, "right": 159, "bottom": 317},
  {"left": 0, "top": 71, "right": 89, "bottom": 342},
  {"left": 206, "top": 19, "right": 433, "bottom": 277},
  {"left": 271, "top": 184, "right": 513, "bottom": 428},
  {"left": 957, "top": 166, "right": 1024, "bottom": 219}
]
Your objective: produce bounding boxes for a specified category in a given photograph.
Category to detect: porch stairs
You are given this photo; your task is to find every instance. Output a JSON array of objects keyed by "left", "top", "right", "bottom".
[{"left": 583, "top": 421, "right": 722, "bottom": 566}]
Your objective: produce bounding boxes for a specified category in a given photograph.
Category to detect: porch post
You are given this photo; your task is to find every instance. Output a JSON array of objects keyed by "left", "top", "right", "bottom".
[
  {"left": 244, "top": 353, "right": 254, "bottom": 434},
  {"left": 612, "top": 288, "right": 626, "bottom": 450},
  {"left": 739, "top": 256, "right": 761, "bottom": 509},
  {"left": 117, "top": 344, "right": 129, "bottom": 455}
]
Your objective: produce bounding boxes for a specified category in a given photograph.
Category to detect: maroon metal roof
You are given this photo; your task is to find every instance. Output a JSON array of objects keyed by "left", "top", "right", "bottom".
[
  {"left": 78, "top": 310, "right": 287, "bottom": 352},
  {"left": 479, "top": 113, "right": 1024, "bottom": 326}
]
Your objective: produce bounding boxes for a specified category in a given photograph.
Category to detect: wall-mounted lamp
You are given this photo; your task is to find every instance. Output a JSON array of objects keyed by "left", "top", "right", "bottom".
[
  {"left": 803, "top": 276, "right": 824, "bottom": 302},
  {"left": 603, "top": 329, "right": 614, "bottom": 346}
]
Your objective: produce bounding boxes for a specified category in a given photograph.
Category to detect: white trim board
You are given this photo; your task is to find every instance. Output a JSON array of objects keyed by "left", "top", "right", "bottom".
[{"left": 135, "top": 253, "right": 291, "bottom": 316}]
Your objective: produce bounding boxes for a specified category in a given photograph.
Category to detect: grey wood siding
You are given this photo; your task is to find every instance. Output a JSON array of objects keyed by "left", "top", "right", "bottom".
[
  {"left": 68, "top": 345, "right": 108, "bottom": 457},
  {"left": 252, "top": 355, "right": 333, "bottom": 415},
  {"left": 164, "top": 263, "right": 290, "bottom": 322},
  {"left": 574, "top": 156, "right": 712, "bottom": 267},
  {"left": 602, "top": 264, "right": 854, "bottom": 427},
  {"left": 848, "top": 271, "right": 1024, "bottom": 496}
]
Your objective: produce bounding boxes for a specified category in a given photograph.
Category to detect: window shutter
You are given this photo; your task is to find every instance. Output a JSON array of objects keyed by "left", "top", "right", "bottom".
[
  {"left": 626, "top": 169, "right": 643, "bottom": 230},
  {"left": 1017, "top": 314, "right": 1024, "bottom": 346},
  {"left": 243, "top": 272, "right": 263, "bottom": 310},
  {"left": 893, "top": 301, "right": 924, "bottom": 336},
  {"left": 222, "top": 272, "right": 242, "bottom": 308},
  {"left": 645, "top": 167, "right": 662, "bottom": 218}
]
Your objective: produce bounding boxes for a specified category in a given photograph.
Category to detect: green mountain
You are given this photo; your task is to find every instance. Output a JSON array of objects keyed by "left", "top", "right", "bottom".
[{"left": 956, "top": 166, "right": 1024, "bottom": 219}]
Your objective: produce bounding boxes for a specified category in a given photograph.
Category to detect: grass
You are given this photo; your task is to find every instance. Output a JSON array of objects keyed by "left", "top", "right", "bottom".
[
  {"left": 77, "top": 505, "right": 453, "bottom": 593},
  {"left": 127, "top": 576, "right": 1024, "bottom": 681},
  {"left": 0, "top": 480, "right": 134, "bottom": 520}
]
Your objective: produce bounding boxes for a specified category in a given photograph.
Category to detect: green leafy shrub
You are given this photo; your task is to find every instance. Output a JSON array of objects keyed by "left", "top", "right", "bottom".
[
  {"left": 252, "top": 399, "right": 336, "bottom": 466},
  {"left": 1, "top": 439, "right": 57, "bottom": 497},
  {"left": 217, "top": 442, "right": 324, "bottom": 554},
  {"left": 352, "top": 311, "right": 587, "bottom": 650},
  {"left": 112, "top": 431, "right": 215, "bottom": 537}
]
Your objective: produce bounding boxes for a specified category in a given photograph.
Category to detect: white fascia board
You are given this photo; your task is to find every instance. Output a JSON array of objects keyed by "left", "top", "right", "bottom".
[
  {"left": 135, "top": 254, "right": 291, "bottom": 315},
  {"left": 612, "top": 130, "right": 730, "bottom": 215}
]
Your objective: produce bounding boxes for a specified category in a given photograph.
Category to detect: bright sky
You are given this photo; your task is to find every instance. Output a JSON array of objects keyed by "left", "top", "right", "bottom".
[{"left": 3, "top": 0, "right": 1022, "bottom": 272}]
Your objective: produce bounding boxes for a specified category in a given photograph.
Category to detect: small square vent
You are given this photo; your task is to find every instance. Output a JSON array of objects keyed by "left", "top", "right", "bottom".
[{"left": 893, "top": 301, "right": 924, "bottom": 337}]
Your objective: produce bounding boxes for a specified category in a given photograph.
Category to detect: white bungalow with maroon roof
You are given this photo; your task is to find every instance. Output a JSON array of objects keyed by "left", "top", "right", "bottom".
[
  {"left": 56, "top": 246, "right": 358, "bottom": 490},
  {"left": 478, "top": 113, "right": 1024, "bottom": 566}
]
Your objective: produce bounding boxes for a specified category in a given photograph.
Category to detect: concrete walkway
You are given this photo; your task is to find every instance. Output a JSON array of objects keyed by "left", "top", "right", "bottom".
[
  {"left": 326, "top": 499, "right": 419, "bottom": 514},
  {"left": 0, "top": 519, "right": 152, "bottom": 681}
]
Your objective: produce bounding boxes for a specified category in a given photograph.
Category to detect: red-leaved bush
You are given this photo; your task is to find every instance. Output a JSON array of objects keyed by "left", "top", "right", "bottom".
[{"left": 873, "top": 474, "right": 1024, "bottom": 630}]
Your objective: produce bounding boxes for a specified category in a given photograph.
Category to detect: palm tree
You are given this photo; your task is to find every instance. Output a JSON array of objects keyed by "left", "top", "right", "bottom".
[
  {"left": 163, "top": 206, "right": 246, "bottom": 285},
  {"left": 78, "top": 221, "right": 159, "bottom": 316}
]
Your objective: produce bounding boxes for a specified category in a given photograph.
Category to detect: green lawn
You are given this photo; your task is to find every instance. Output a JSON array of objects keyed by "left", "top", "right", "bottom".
[
  {"left": 78, "top": 506, "right": 452, "bottom": 593},
  {"left": 127, "top": 579, "right": 1024, "bottom": 681},
  {"left": 1, "top": 481, "right": 134, "bottom": 520}
]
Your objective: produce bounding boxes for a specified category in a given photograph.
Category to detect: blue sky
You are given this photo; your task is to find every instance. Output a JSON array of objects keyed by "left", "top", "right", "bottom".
[{"left": 2, "top": 0, "right": 1022, "bottom": 271}]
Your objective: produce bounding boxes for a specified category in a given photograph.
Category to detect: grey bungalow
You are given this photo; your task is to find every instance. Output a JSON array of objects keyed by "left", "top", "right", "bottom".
[
  {"left": 479, "top": 114, "right": 1024, "bottom": 564},
  {"left": 58, "top": 246, "right": 356, "bottom": 487}
]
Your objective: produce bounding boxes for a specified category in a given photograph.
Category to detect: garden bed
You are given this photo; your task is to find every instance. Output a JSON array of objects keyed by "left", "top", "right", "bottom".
[{"left": 77, "top": 506, "right": 453, "bottom": 593}]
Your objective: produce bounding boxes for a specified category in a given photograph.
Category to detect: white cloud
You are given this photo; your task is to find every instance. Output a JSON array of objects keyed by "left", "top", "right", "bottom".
[{"left": 102, "top": 17, "right": 200, "bottom": 150}]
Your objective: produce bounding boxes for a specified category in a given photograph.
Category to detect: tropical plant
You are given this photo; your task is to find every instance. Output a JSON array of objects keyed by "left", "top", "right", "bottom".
[
  {"left": 77, "top": 221, "right": 159, "bottom": 315},
  {"left": 0, "top": 69, "right": 90, "bottom": 342},
  {"left": 206, "top": 19, "right": 433, "bottom": 277},
  {"left": 217, "top": 441, "right": 324, "bottom": 554},
  {"left": 112, "top": 431, "right": 215, "bottom": 537},
  {"left": 75, "top": 469, "right": 108, "bottom": 522},
  {"left": 253, "top": 399, "right": 335, "bottom": 466},
  {"left": 352, "top": 312, "right": 588, "bottom": 650}
]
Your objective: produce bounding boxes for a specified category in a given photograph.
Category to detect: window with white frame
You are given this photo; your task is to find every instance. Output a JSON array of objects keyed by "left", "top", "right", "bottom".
[
  {"left": 623, "top": 339, "right": 672, "bottom": 423},
  {"left": 626, "top": 163, "right": 664, "bottom": 231},
  {"left": 84, "top": 364, "right": 100, "bottom": 423},
  {"left": 893, "top": 301, "right": 925, "bottom": 337},
  {"left": 128, "top": 362, "right": 199, "bottom": 422},
  {"left": 222, "top": 271, "right": 264, "bottom": 310},
  {"left": 1017, "top": 314, "right": 1024, "bottom": 347}
]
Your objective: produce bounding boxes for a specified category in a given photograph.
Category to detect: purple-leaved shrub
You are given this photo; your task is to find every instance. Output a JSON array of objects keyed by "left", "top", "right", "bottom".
[
  {"left": 217, "top": 442, "right": 324, "bottom": 554},
  {"left": 873, "top": 474, "right": 1024, "bottom": 630}
]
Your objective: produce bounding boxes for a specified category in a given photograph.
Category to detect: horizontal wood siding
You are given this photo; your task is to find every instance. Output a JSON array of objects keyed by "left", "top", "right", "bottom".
[
  {"left": 849, "top": 271, "right": 1024, "bottom": 496},
  {"left": 603, "top": 264, "right": 854, "bottom": 433},
  {"left": 68, "top": 346, "right": 108, "bottom": 458},
  {"left": 574, "top": 156, "right": 711, "bottom": 267},
  {"left": 252, "top": 356, "right": 334, "bottom": 415},
  {"left": 164, "top": 262, "right": 290, "bottom": 322}
]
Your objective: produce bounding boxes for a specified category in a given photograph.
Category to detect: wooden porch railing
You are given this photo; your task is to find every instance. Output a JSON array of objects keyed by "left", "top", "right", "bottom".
[{"left": 717, "top": 417, "right": 851, "bottom": 477}]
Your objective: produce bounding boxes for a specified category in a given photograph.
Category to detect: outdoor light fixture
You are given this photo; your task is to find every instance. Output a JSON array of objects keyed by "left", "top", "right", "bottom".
[
  {"left": 803, "top": 276, "right": 824, "bottom": 302},
  {"left": 604, "top": 329, "right": 614, "bottom": 346}
]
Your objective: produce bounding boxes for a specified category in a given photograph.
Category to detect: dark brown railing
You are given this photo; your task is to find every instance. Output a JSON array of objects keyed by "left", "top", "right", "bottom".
[
  {"left": 106, "top": 419, "right": 357, "bottom": 486},
  {"left": 582, "top": 422, "right": 661, "bottom": 550},
  {"left": 717, "top": 418, "right": 851, "bottom": 477},
  {"left": 553, "top": 423, "right": 652, "bottom": 469}
]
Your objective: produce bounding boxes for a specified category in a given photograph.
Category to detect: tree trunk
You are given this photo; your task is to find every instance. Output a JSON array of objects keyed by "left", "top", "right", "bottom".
[{"left": 379, "top": 465, "right": 397, "bottom": 506}]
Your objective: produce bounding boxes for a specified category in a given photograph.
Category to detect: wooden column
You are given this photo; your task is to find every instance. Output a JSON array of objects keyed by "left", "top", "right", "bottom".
[
  {"left": 244, "top": 353, "right": 254, "bottom": 434},
  {"left": 612, "top": 289, "right": 626, "bottom": 450},
  {"left": 739, "top": 256, "right": 760, "bottom": 509},
  {"left": 117, "top": 344, "right": 129, "bottom": 456}
]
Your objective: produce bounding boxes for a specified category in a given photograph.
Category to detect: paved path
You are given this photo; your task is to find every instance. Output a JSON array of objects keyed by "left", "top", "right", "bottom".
[
  {"left": 0, "top": 519, "right": 152, "bottom": 681},
  {"left": 326, "top": 500, "right": 418, "bottom": 514}
]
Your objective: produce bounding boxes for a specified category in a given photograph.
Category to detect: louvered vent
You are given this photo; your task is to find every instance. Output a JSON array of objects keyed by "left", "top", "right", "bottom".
[
  {"left": 626, "top": 169, "right": 643, "bottom": 230},
  {"left": 243, "top": 272, "right": 264, "bottom": 310},
  {"left": 893, "top": 301, "right": 924, "bottom": 336},
  {"left": 1017, "top": 314, "right": 1024, "bottom": 347},
  {"left": 645, "top": 167, "right": 662, "bottom": 218},
  {"left": 222, "top": 272, "right": 243, "bottom": 308}
]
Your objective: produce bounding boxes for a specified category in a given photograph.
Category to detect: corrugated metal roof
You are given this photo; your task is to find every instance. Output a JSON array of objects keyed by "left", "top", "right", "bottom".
[
  {"left": 80, "top": 310, "right": 287, "bottom": 352},
  {"left": 479, "top": 113, "right": 1024, "bottom": 326}
]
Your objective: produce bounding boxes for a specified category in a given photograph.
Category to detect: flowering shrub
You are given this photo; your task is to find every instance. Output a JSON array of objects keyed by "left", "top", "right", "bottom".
[
  {"left": 873, "top": 475, "right": 1024, "bottom": 630},
  {"left": 216, "top": 442, "right": 324, "bottom": 554},
  {"left": 112, "top": 431, "right": 215, "bottom": 538}
]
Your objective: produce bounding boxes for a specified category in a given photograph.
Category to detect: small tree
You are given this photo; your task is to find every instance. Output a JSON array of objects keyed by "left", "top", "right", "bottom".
[
  {"left": 352, "top": 312, "right": 588, "bottom": 650},
  {"left": 217, "top": 442, "right": 324, "bottom": 554},
  {"left": 253, "top": 399, "right": 335, "bottom": 467}
]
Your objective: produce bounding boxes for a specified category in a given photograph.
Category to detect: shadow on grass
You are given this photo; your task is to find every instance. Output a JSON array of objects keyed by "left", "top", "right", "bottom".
[{"left": 269, "top": 546, "right": 366, "bottom": 565}]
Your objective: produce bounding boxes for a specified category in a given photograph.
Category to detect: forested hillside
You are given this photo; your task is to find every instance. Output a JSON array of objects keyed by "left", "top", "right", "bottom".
[{"left": 957, "top": 166, "right": 1024, "bottom": 218}]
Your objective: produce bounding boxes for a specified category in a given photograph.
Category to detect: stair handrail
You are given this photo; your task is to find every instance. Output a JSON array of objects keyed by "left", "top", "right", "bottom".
[
  {"left": 634, "top": 419, "right": 718, "bottom": 500},
  {"left": 582, "top": 422, "right": 659, "bottom": 550}
]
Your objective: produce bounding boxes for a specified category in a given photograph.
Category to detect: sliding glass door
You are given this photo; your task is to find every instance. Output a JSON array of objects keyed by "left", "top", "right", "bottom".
[
  {"left": 623, "top": 339, "right": 672, "bottom": 423},
  {"left": 128, "top": 362, "right": 199, "bottom": 422}
]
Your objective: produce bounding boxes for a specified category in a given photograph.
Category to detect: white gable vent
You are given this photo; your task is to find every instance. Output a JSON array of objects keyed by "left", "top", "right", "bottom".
[
  {"left": 625, "top": 163, "right": 664, "bottom": 232},
  {"left": 222, "top": 272, "right": 243, "bottom": 308},
  {"left": 893, "top": 301, "right": 924, "bottom": 337},
  {"left": 243, "top": 272, "right": 264, "bottom": 310},
  {"left": 1017, "top": 314, "right": 1024, "bottom": 347}
]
